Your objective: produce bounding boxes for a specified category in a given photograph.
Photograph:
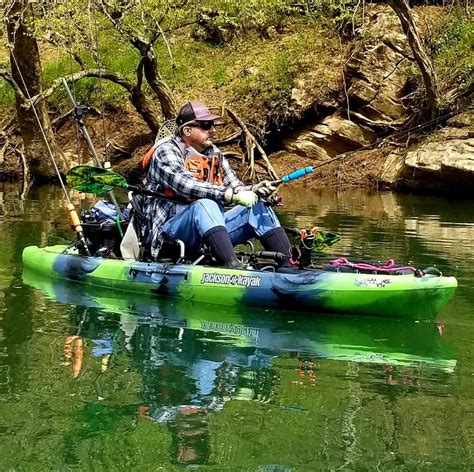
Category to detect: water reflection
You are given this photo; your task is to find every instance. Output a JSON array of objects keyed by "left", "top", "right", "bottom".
[
  {"left": 24, "top": 271, "right": 456, "bottom": 465},
  {"left": 2, "top": 182, "right": 472, "bottom": 468}
]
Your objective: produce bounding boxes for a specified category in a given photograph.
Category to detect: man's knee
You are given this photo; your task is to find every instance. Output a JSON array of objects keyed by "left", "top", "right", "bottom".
[
  {"left": 192, "top": 198, "right": 223, "bottom": 216},
  {"left": 253, "top": 200, "right": 270, "bottom": 213}
]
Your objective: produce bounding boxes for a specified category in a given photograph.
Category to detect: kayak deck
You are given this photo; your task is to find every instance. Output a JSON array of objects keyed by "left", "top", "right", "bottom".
[{"left": 22, "top": 245, "right": 458, "bottom": 320}]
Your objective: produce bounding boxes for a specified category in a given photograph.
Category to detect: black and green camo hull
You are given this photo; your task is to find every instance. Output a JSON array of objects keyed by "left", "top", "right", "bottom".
[{"left": 22, "top": 245, "right": 458, "bottom": 320}]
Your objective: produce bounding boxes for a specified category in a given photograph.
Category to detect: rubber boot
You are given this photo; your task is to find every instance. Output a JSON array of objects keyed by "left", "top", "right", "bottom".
[
  {"left": 202, "top": 226, "right": 243, "bottom": 268},
  {"left": 260, "top": 227, "right": 292, "bottom": 267}
]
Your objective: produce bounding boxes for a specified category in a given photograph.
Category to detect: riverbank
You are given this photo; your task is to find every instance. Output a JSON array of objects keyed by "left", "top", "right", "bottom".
[{"left": 0, "top": 4, "right": 471, "bottom": 193}]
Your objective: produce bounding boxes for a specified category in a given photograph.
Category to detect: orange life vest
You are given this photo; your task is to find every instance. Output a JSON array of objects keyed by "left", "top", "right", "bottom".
[{"left": 142, "top": 139, "right": 223, "bottom": 188}]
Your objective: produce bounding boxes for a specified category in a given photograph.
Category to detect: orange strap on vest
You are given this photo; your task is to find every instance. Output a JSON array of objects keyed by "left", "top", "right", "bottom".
[{"left": 142, "top": 143, "right": 158, "bottom": 169}]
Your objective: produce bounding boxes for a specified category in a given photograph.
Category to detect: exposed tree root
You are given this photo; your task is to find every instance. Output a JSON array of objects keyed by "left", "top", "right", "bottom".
[{"left": 226, "top": 107, "right": 279, "bottom": 180}]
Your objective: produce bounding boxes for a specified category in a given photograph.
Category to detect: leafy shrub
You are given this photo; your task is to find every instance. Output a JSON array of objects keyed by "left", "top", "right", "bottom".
[
  {"left": 432, "top": 14, "right": 473, "bottom": 90},
  {"left": 194, "top": 0, "right": 296, "bottom": 43},
  {"left": 299, "top": 0, "right": 361, "bottom": 37}
]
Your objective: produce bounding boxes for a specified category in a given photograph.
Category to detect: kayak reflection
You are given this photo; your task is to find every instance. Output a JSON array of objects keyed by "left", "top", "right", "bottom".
[{"left": 23, "top": 269, "right": 456, "bottom": 465}]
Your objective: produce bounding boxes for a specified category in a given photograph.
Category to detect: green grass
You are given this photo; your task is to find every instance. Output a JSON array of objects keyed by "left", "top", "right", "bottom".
[
  {"left": 213, "top": 64, "right": 228, "bottom": 88},
  {"left": 0, "top": 83, "right": 14, "bottom": 109}
]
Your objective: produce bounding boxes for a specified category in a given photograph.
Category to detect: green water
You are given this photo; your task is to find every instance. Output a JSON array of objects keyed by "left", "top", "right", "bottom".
[{"left": 0, "top": 183, "right": 473, "bottom": 470}]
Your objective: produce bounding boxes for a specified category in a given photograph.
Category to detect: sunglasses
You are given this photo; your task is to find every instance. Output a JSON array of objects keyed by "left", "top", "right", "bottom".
[{"left": 188, "top": 121, "right": 214, "bottom": 131}]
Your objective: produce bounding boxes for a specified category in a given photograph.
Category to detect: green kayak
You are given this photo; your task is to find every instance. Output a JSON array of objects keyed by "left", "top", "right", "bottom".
[{"left": 22, "top": 244, "right": 457, "bottom": 320}]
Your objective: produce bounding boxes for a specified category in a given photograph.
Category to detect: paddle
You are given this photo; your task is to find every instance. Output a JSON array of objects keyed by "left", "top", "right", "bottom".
[
  {"left": 67, "top": 164, "right": 317, "bottom": 201},
  {"left": 66, "top": 165, "right": 187, "bottom": 204}
]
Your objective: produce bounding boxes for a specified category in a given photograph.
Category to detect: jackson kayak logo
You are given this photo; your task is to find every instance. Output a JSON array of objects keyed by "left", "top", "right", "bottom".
[
  {"left": 200, "top": 321, "right": 260, "bottom": 342},
  {"left": 354, "top": 277, "right": 391, "bottom": 288},
  {"left": 200, "top": 272, "right": 262, "bottom": 288}
]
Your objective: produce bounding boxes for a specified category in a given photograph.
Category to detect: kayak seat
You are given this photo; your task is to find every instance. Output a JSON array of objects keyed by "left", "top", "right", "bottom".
[
  {"left": 155, "top": 235, "right": 216, "bottom": 265},
  {"left": 156, "top": 238, "right": 187, "bottom": 264}
]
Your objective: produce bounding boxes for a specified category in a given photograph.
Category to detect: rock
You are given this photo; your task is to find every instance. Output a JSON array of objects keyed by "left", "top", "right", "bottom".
[
  {"left": 283, "top": 112, "right": 376, "bottom": 159},
  {"left": 288, "top": 79, "right": 316, "bottom": 115},
  {"left": 405, "top": 139, "right": 474, "bottom": 173},
  {"left": 290, "top": 88, "right": 305, "bottom": 108},
  {"left": 379, "top": 149, "right": 406, "bottom": 186},
  {"left": 380, "top": 111, "right": 474, "bottom": 194},
  {"left": 344, "top": 7, "right": 412, "bottom": 125},
  {"left": 446, "top": 111, "right": 473, "bottom": 128}
]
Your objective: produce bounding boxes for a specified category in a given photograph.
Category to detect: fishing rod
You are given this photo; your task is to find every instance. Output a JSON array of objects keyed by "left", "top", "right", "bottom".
[
  {"left": 270, "top": 107, "right": 466, "bottom": 187},
  {"left": 61, "top": 78, "right": 124, "bottom": 219},
  {"left": 8, "top": 47, "right": 91, "bottom": 255}
]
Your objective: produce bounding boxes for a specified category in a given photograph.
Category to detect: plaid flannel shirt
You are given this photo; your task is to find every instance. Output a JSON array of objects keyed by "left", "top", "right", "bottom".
[{"left": 143, "top": 136, "right": 247, "bottom": 258}]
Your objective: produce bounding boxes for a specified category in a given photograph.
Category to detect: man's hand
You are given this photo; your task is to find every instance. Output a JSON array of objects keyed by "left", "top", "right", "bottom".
[
  {"left": 251, "top": 180, "right": 278, "bottom": 198},
  {"left": 232, "top": 190, "right": 258, "bottom": 208}
]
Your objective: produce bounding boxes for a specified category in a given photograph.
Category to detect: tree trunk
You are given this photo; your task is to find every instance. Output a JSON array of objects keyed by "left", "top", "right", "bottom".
[
  {"left": 6, "top": 0, "right": 67, "bottom": 180},
  {"left": 142, "top": 51, "right": 178, "bottom": 120},
  {"left": 387, "top": 0, "right": 440, "bottom": 117},
  {"left": 129, "top": 87, "right": 162, "bottom": 134}
]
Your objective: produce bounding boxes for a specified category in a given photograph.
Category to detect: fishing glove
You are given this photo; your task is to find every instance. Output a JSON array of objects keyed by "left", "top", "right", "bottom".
[
  {"left": 232, "top": 190, "right": 258, "bottom": 208},
  {"left": 251, "top": 180, "right": 278, "bottom": 198}
]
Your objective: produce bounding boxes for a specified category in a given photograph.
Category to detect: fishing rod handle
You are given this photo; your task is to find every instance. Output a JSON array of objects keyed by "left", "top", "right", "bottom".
[
  {"left": 281, "top": 166, "right": 314, "bottom": 183},
  {"left": 270, "top": 166, "right": 314, "bottom": 185},
  {"left": 67, "top": 204, "right": 91, "bottom": 256},
  {"left": 128, "top": 185, "right": 188, "bottom": 205}
]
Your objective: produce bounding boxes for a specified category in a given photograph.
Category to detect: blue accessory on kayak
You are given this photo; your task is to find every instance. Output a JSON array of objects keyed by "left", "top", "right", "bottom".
[{"left": 87, "top": 200, "right": 129, "bottom": 223}]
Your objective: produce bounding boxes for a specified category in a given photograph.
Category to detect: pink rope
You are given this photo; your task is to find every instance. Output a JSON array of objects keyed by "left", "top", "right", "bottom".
[{"left": 330, "top": 258, "right": 418, "bottom": 273}]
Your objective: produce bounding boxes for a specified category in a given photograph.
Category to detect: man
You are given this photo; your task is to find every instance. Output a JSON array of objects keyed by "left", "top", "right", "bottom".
[{"left": 142, "top": 101, "right": 292, "bottom": 268}]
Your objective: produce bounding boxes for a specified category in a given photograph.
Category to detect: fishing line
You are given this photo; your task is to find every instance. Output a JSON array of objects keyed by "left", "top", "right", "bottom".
[
  {"left": 9, "top": 48, "right": 71, "bottom": 202},
  {"left": 299, "top": 107, "right": 468, "bottom": 176},
  {"left": 9, "top": 42, "right": 91, "bottom": 254}
]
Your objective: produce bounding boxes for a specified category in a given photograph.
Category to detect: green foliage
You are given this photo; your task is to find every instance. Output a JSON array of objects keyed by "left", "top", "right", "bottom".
[
  {"left": 234, "top": 54, "right": 293, "bottom": 109},
  {"left": 430, "top": 10, "right": 473, "bottom": 93},
  {"left": 232, "top": 27, "right": 323, "bottom": 115},
  {"left": 0, "top": 82, "right": 15, "bottom": 108},
  {"left": 300, "top": 0, "right": 360, "bottom": 35},
  {"left": 195, "top": 0, "right": 297, "bottom": 42}
]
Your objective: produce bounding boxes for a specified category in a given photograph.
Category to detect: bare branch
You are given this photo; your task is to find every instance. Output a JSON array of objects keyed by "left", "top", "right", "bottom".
[
  {"left": 29, "top": 69, "right": 135, "bottom": 106},
  {"left": 136, "top": 58, "right": 144, "bottom": 92},
  {"left": 0, "top": 136, "right": 9, "bottom": 165},
  {"left": 99, "top": 0, "right": 148, "bottom": 51},
  {"left": 0, "top": 113, "right": 17, "bottom": 135},
  {"left": 0, "top": 68, "right": 26, "bottom": 101}
]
